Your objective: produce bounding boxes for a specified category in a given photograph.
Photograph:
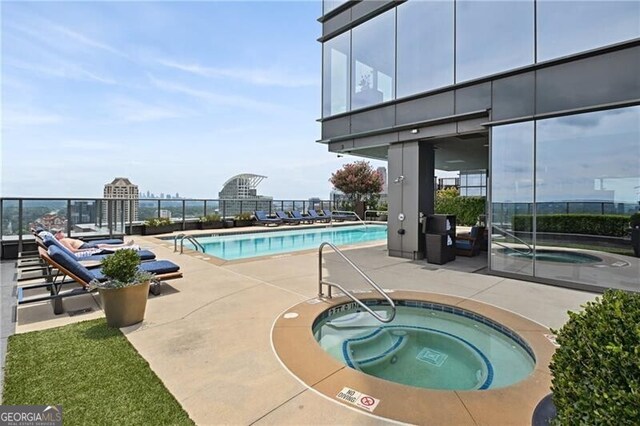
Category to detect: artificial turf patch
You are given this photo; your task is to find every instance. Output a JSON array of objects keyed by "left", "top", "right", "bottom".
[{"left": 2, "top": 319, "right": 193, "bottom": 425}]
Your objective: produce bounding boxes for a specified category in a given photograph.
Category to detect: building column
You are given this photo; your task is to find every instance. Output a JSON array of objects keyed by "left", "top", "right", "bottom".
[{"left": 387, "top": 142, "right": 435, "bottom": 259}]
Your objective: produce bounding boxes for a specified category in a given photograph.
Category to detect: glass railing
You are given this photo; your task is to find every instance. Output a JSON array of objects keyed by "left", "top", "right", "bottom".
[{"left": 0, "top": 197, "right": 336, "bottom": 242}]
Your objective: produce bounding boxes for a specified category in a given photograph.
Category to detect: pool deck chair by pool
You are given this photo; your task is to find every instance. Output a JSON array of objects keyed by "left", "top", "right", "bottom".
[
  {"left": 307, "top": 209, "right": 330, "bottom": 223},
  {"left": 275, "top": 210, "right": 304, "bottom": 225},
  {"left": 291, "top": 210, "right": 315, "bottom": 224},
  {"left": 456, "top": 226, "right": 486, "bottom": 257},
  {"left": 18, "top": 246, "right": 182, "bottom": 315},
  {"left": 254, "top": 211, "right": 282, "bottom": 226}
]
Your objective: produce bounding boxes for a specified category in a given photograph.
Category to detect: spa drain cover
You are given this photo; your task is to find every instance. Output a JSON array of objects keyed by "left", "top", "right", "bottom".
[{"left": 416, "top": 347, "right": 448, "bottom": 367}]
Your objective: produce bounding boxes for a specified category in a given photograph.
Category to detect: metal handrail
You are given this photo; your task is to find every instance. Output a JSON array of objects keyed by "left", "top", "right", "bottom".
[
  {"left": 492, "top": 224, "right": 533, "bottom": 255},
  {"left": 318, "top": 242, "right": 396, "bottom": 323},
  {"left": 173, "top": 234, "right": 204, "bottom": 254},
  {"left": 331, "top": 210, "right": 367, "bottom": 228}
]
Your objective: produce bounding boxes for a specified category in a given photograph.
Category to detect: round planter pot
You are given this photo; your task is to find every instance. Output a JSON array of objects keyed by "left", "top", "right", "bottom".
[{"left": 99, "top": 281, "right": 150, "bottom": 328}]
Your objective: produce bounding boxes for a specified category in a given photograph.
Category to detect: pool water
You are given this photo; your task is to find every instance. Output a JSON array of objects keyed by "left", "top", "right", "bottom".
[
  {"left": 314, "top": 302, "right": 535, "bottom": 391},
  {"left": 500, "top": 248, "right": 602, "bottom": 264},
  {"left": 185, "top": 225, "right": 387, "bottom": 260}
]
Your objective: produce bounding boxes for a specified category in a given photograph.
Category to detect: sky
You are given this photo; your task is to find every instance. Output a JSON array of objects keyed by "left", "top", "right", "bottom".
[{"left": 1, "top": 0, "right": 386, "bottom": 200}]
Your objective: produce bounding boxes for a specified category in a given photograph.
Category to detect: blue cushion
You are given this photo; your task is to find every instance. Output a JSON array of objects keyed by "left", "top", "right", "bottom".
[
  {"left": 81, "top": 239, "right": 124, "bottom": 248},
  {"left": 43, "top": 235, "right": 75, "bottom": 256},
  {"left": 81, "top": 250, "right": 157, "bottom": 265},
  {"left": 470, "top": 227, "right": 479, "bottom": 238},
  {"left": 91, "top": 260, "right": 180, "bottom": 281},
  {"left": 48, "top": 246, "right": 95, "bottom": 284},
  {"left": 456, "top": 240, "right": 472, "bottom": 249}
]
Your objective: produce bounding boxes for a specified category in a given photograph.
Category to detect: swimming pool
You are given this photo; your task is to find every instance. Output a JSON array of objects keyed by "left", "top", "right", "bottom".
[
  {"left": 313, "top": 301, "right": 535, "bottom": 391},
  {"left": 184, "top": 225, "right": 387, "bottom": 260}
]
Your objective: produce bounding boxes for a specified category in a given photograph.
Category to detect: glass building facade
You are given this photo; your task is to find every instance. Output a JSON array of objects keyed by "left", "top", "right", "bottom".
[{"left": 319, "top": 0, "right": 640, "bottom": 292}]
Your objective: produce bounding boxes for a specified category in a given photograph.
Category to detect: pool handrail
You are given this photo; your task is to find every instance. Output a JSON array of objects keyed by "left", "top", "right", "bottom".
[
  {"left": 175, "top": 233, "right": 205, "bottom": 254},
  {"left": 331, "top": 210, "right": 367, "bottom": 228},
  {"left": 318, "top": 241, "right": 396, "bottom": 323},
  {"left": 492, "top": 224, "right": 533, "bottom": 256}
]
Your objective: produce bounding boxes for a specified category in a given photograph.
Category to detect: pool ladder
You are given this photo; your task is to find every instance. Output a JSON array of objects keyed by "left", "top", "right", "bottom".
[
  {"left": 174, "top": 233, "right": 205, "bottom": 254},
  {"left": 492, "top": 225, "right": 533, "bottom": 255},
  {"left": 318, "top": 242, "right": 396, "bottom": 323},
  {"left": 330, "top": 211, "right": 367, "bottom": 228}
]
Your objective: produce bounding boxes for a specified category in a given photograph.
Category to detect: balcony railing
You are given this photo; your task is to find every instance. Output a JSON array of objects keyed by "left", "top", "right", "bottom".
[{"left": 0, "top": 197, "right": 336, "bottom": 248}]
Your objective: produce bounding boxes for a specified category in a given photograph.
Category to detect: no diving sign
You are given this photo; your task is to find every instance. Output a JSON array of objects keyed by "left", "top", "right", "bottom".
[{"left": 336, "top": 387, "right": 380, "bottom": 412}]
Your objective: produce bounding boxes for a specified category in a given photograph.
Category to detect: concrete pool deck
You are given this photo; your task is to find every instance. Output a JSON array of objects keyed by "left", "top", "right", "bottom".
[{"left": 12, "top": 234, "right": 598, "bottom": 424}]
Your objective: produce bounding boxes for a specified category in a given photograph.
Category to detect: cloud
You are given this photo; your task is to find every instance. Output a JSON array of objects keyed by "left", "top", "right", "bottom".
[
  {"left": 157, "top": 58, "right": 318, "bottom": 88},
  {"left": 6, "top": 57, "right": 117, "bottom": 85},
  {"left": 148, "top": 75, "right": 286, "bottom": 112},
  {"left": 3, "top": 109, "right": 65, "bottom": 127},
  {"left": 50, "top": 24, "right": 126, "bottom": 57},
  {"left": 107, "top": 96, "right": 197, "bottom": 122}
]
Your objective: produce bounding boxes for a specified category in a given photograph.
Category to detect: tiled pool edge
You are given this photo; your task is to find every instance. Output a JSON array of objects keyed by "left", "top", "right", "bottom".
[{"left": 272, "top": 290, "right": 555, "bottom": 425}]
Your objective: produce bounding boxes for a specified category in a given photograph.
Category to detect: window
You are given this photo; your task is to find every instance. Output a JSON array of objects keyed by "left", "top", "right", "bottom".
[
  {"left": 456, "top": 0, "right": 534, "bottom": 82},
  {"left": 397, "top": 0, "right": 454, "bottom": 98},
  {"left": 322, "top": 32, "right": 350, "bottom": 117},
  {"left": 351, "top": 10, "right": 395, "bottom": 110},
  {"left": 537, "top": 0, "right": 640, "bottom": 61}
]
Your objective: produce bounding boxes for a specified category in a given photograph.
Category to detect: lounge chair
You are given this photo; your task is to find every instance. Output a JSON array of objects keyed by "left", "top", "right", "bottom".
[
  {"left": 275, "top": 210, "right": 304, "bottom": 224},
  {"left": 18, "top": 246, "right": 182, "bottom": 314},
  {"left": 254, "top": 211, "right": 282, "bottom": 226},
  {"left": 307, "top": 209, "right": 330, "bottom": 223},
  {"left": 35, "top": 229, "right": 124, "bottom": 246},
  {"left": 322, "top": 209, "right": 355, "bottom": 221},
  {"left": 291, "top": 210, "right": 314, "bottom": 224},
  {"left": 455, "top": 226, "right": 486, "bottom": 257},
  {"left": 41, "top": 234, "right": 156, "bottom": 262}
]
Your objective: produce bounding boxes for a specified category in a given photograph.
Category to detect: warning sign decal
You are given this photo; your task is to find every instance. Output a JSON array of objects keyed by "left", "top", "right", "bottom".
[{"left": 335, "top": 387, "right": 380, "bottom": 412}]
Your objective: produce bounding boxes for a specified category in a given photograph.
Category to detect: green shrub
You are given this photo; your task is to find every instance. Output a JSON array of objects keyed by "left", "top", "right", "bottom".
[
  {"left": 550, "top": 290, "right": 640, "bottom": 425},
  {"left": 434, "top": 189, "right": 485, "bottom": 226},
  {"left": 145, "top": 217, "right": 172, "bottom": 227},
  {"left": 96, "top": 249, "right": 152, "bottom": 288},
  {"left": 631, "top": 212, "right": 640, "bottom": 228},
  {"left": 200, "top": 214, "right": 221, "bottom": 223},
  {"left": 234, "top": 212, "right": 253, "bottom": 221},
  {"left": 513, "top": 214, "right": 629, "bottom": 237}
]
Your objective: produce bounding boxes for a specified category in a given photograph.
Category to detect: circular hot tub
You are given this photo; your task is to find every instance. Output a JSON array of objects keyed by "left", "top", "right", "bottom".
[
  {"left": 313, "top": 301, "right": 535, "bottom": 391},
  {"left": 272, "top": 291, "right": 555, "bottom": 425}
]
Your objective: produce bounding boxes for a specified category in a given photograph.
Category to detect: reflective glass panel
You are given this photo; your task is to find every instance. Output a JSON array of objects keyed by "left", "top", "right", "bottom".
[
  {"left": 324, "top": 0, "right": 348, "bottom": 14},
  {"left": 456, "top": 0, "right": 534, "bottom": 82},
  {"left": 535, "top": 106, "right": 640, "bottom": 291},
  {"left": 322, "top": 32, "right": 350, "bottom": 117},
  {"left": 397, "top": 0, "right": 454, "bottom": 98},
  {"left": 537, "top": 0, "right": 640, "bottom": 61},
  {"left": 490, "top": 122, "right": 535, "bottom": 276},
  {"left": 351, "top": 10, "right": 395, "bottom": 110}
]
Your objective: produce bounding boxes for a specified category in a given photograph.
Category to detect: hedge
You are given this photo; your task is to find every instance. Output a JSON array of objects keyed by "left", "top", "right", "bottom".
[
  {"left": 550, "top": 290, "right": 640, "bottom": 425},
  {"left": 513, "top": 214, "right": 629, "bottom": 237},
  {"left": 435, "top": 194, "right": 485, "bottom": 226}
]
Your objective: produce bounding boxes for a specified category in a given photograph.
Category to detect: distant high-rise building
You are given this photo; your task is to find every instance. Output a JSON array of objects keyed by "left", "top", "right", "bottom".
[
  {"left": 103, "top": 177, "right": 139, "bottom": 222},
  {"left": 218, "top": 173, "right": 273, "bottom": 216}
]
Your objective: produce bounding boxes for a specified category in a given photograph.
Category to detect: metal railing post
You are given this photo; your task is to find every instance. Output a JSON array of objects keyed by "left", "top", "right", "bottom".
[
  {"left": 204, "top": 200, "right": 208, "bottom": 217},
  {"left": 182, "top": 199, "right": 186, "bottom": 231},
  {"left": 17, "top": 199, "right": 23, "bottom": 254},
  {"left": 66, "top": 199, "right": 72, "bottom": 236},
  {"left": 128, "top": 199, "right": 133, "bottom": 235}
]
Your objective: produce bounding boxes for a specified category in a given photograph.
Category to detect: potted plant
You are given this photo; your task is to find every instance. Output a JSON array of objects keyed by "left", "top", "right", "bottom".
[
  {"left": 90, "top": 249, "right": 154, "bottom": 328},
  {"left": 234, "top": 212, "right": 254, "bottom": 227},
  {"left": 548, "top": 290, "right": 640, "bottom": 424},
  {"left": 199, "top": 213, "right": 224, "bottom": 230},
  {"left": 378, "top": 202, "right": 388, "bottom": 222},
  {"left": 142, "top": 217, "right": 179, "bottom": 235},
  {"left": 630, "top": 212, "right": 640, "bottom": 257}
]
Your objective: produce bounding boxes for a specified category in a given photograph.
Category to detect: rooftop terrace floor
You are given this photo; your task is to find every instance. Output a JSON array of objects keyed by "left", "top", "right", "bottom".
[{"left": 12, "top": 228, "right": 598, "bottom": 424}]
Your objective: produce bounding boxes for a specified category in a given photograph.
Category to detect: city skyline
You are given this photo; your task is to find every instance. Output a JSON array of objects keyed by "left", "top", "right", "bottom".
[{"left": 1, "top": 1, "right": 387, "bottom": 200}]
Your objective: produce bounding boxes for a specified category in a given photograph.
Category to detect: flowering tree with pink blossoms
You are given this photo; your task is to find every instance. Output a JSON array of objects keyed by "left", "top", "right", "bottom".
[{"left": 330, "top": 161, "right": 383, "bottom": 208}]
